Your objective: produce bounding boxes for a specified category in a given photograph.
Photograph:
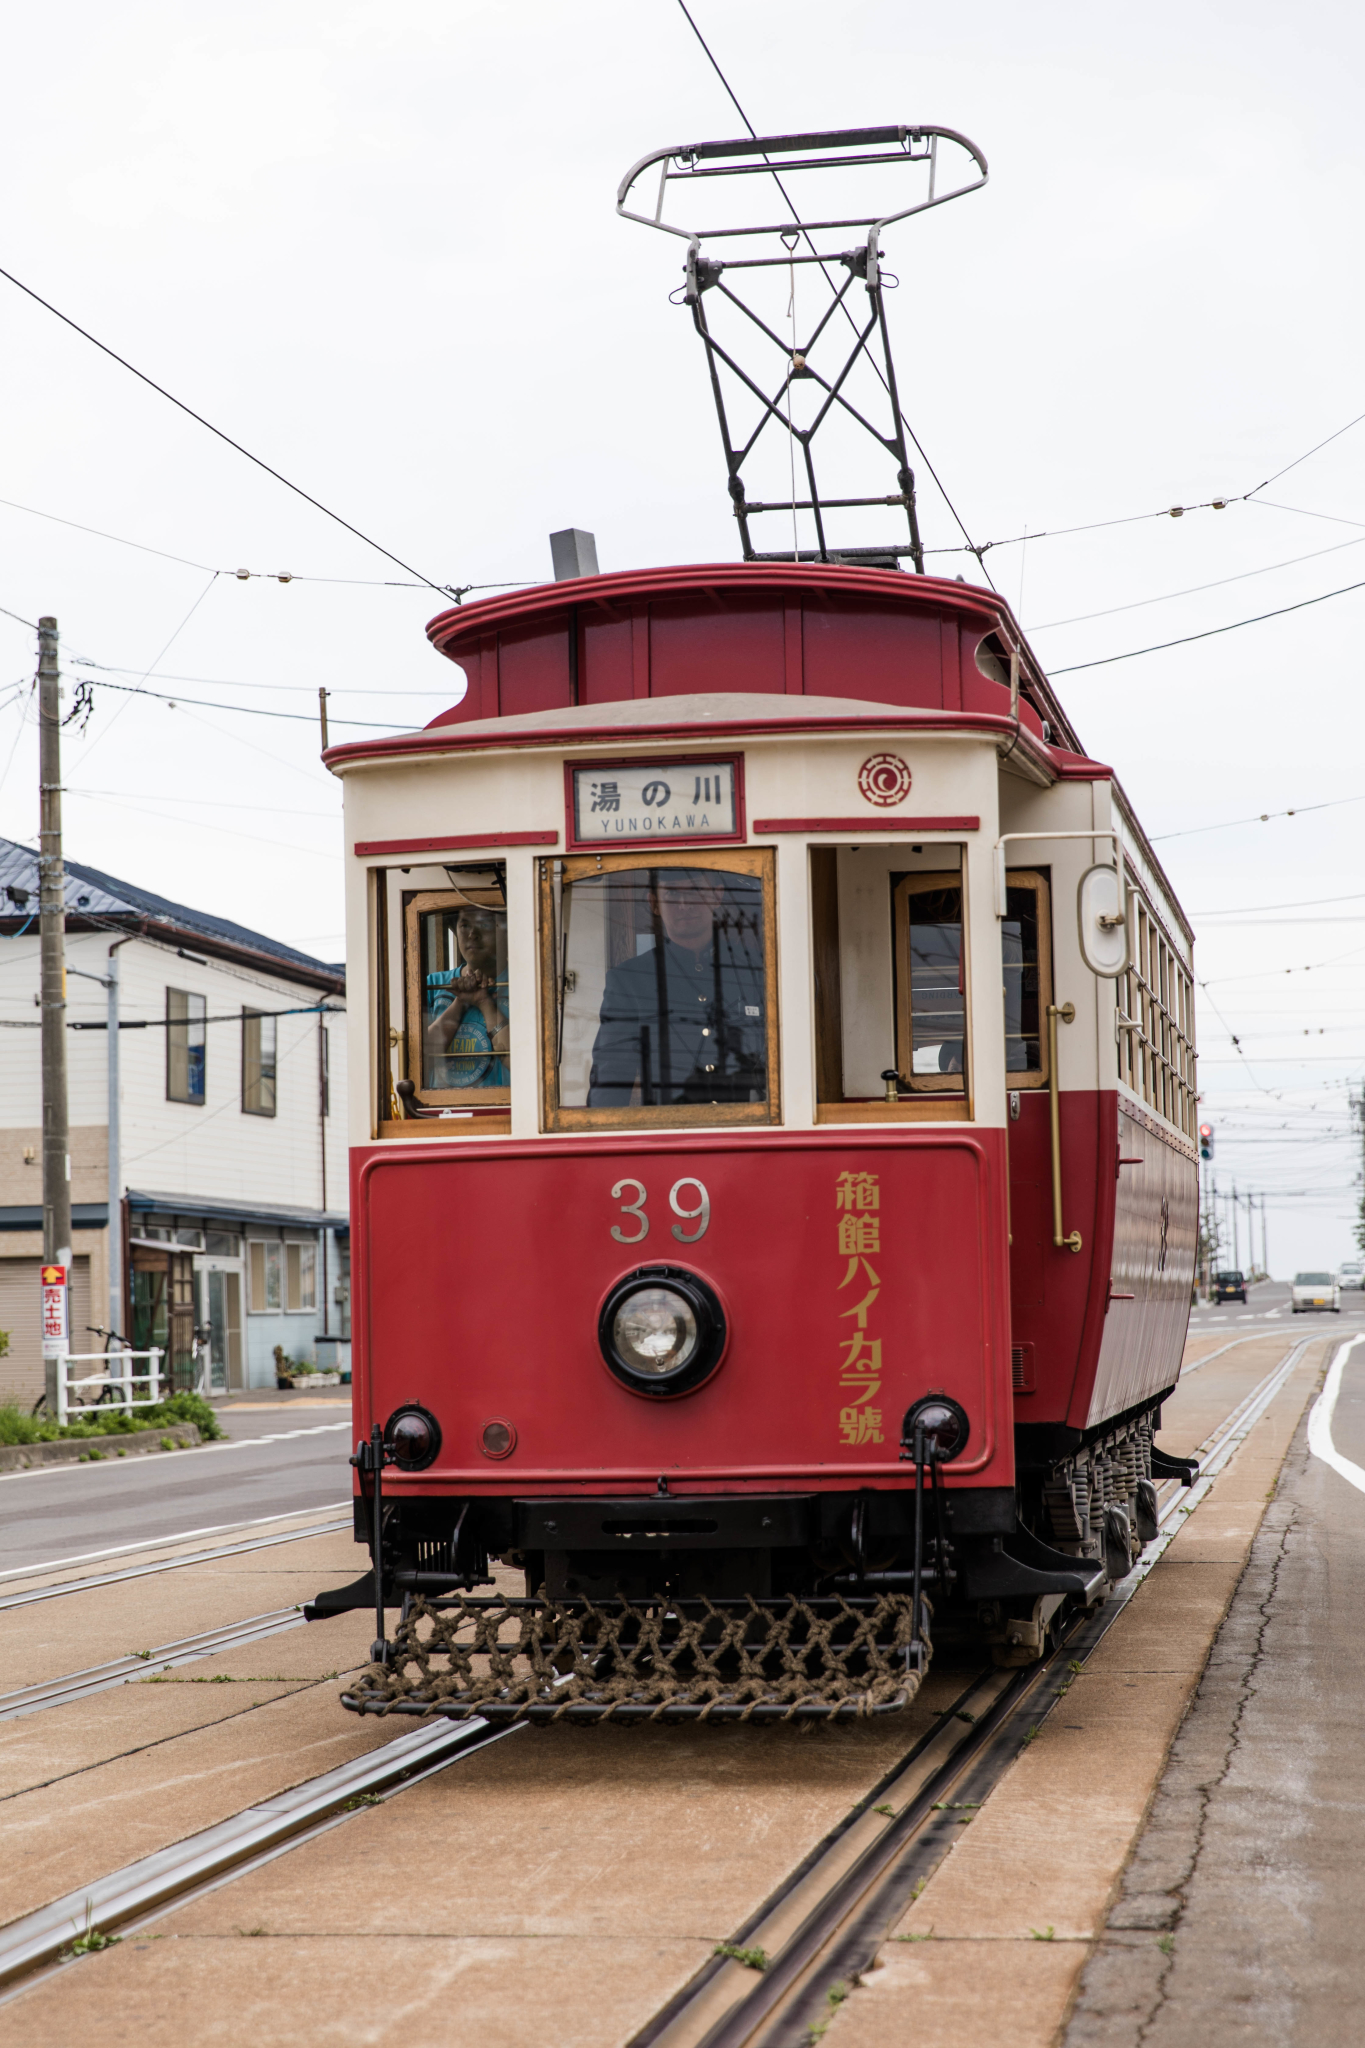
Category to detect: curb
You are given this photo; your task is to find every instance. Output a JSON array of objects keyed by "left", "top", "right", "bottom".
[{"left": 0, "top": 1423, "right": 202, "bottom": 1474}]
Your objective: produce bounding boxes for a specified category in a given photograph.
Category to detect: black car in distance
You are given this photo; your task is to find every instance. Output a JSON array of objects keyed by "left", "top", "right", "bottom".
[{"left": 1212, "top": 1270, "right": 1247, "bottom": 1304}]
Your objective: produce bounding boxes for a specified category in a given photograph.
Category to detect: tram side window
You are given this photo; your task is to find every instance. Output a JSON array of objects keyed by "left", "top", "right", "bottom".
[
  {"left": 541, "top": 850, "right": 778, "bottom": 1129},
  {"left": 1001, "top": 870, "right": 1051, "bottom": 1085},
  {"left": 403, "top": 868, "right": 510, "bottom": 1105},
  {"left": 893, "top": 875, "right": 968, "bottom": 1093}
]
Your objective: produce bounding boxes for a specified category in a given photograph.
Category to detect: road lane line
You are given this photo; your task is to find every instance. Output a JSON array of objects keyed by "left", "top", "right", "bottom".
[{"left": 1306, "top": 1335, "right": 1365, "bottom": 1496}]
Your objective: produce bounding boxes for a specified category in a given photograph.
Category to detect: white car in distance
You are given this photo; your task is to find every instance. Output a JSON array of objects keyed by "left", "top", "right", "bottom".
[
  {"left": 1338, "top": 1259, "right": 1365, "bottom": 1291},
  {"left": 1292, "top": 1271, "right": 1341, "bottom": 1314}
]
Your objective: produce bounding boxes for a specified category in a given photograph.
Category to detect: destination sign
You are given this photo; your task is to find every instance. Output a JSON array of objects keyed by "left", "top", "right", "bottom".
[{"left": 570, "top": 759, "right": 739, "bottom": 844}]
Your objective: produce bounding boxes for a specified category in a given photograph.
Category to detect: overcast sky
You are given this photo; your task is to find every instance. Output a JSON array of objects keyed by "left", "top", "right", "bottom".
[{"left": 0, "top": 0, "right": 1361, "bottom": 1271}]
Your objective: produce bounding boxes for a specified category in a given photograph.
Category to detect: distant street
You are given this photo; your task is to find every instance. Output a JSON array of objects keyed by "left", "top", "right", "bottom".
[
  {"left": 1190, "top": 1278, "right": 1365, "bottom": 1335},
  {"left": 0, "top": 1395, "right": 354, "bottom": 1575}
]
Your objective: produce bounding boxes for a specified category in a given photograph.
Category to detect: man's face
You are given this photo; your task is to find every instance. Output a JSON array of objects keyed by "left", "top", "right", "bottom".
[
  {"left": 456, "top": 907, "right": 499, "bottom": 973},
  {"left": 650, "top": 875, "right": 724, "bottom": 952}
]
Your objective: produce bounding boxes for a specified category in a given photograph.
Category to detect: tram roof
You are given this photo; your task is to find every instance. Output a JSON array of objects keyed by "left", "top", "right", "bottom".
[{"left": 416, "top": 562, "right": 1082, "bottom": 753}]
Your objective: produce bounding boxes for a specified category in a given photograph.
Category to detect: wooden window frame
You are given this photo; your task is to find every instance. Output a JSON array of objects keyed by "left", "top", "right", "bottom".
[
  {"left": 998, "top": 867, "right": 1052, "bottom": 1090},
  {"left": 1120, "top": 889, "right": 1196, "bottom": 1138},
  {"left": 165, "top": 987, "right": 206, "bottom": 1106},
  {"left": 893, "top": 871, "right": 972, "bottom": 1099},
  {"left": 403, "top": 886, "right": 511, "bottom": 1109},
  {"left": 538, "top": 846, "right": 780, "bottom": 1133}
]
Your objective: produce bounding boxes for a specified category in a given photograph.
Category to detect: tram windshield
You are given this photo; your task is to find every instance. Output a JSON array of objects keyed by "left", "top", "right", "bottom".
[
  {"left": 546, "top": 853, "right": 776, "bottom": 1125},
  {"left": 405, "top": 877, "right": 510, "bottom": 1102}
]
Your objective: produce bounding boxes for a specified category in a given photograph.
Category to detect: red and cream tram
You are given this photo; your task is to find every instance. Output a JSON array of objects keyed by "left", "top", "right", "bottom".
[
  {"left": 317, "top": 559, "right": 1198, "bottom": 1719},
  {"left": 315, "top": 128, "right": 1198, "bottom": 1723}
]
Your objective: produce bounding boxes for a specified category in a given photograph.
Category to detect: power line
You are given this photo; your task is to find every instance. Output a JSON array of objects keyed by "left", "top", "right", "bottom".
[
  {"left": 0, "top": 258, "right": 452, "bottom": 597},
  {"left": 79, "top": 675, "right": 416, "bottom": 731},
  {"left": 1027, "top": 531, "right": 1365, "bottom": 632},
  {"left": 670, "top": 0, "right": 995, "bottom": 588},
  {"left": 1051, "top": 572, "right": 1365, "bottom": 674},
  {"left": 1194, "top": 890, "right": 1365, "bottom": 915},
  {"left": 1151, "top": 794, "right": 1365, "bottom": 844}
]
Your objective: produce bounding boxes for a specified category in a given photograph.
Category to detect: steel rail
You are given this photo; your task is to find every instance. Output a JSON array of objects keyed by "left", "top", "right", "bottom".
[
  {"left": 0, "top": 1340, "right": 1316, "bottom": 2010},
  {"left": 633, "top": 1335, "right": 1316, "bottom": 2047},
  {"left": 0, "top": 1515, "right": 351, "bottom": 1613},
  {"left": 0, "top": 1503, "right": 353, "bottom": 1585},
  {"left": 0, "top": 1718, "right": 521, "bottom": 1995},
  {"left": 0, "top": 1608, "right": 313, "bottom": 1722}
]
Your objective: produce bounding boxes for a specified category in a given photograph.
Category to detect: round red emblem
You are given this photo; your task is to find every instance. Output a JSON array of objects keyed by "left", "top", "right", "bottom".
[{"left": 857, "top": 753, "right": 913, "bottom": 807}]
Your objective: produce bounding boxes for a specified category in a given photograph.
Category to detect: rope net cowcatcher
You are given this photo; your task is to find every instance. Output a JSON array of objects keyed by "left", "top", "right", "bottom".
[{"left": 342, "top": 1587, "right": 930, "bottom": 1725}]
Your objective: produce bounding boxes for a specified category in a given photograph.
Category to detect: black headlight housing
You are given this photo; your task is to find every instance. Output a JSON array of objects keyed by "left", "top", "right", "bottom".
[
  {"left": 598, "top": 1265, "right": 727, "bottom": 1398},
  {"left": 901, "top": 1396, "right": 970, "bottom": 1464},
  {"left": 384, "top": 1403, "right": 442, "bottom": 1472}
]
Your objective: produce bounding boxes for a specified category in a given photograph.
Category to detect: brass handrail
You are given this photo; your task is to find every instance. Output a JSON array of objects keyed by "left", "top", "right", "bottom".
[{"left": 1047, "top": 1002, "right": 1082, "bottom": 1253}]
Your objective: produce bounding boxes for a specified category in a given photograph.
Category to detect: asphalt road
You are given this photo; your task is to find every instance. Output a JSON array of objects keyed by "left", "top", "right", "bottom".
[
  {"left": 0, "top": 1397, "right": 354, "bottom": 1576},
  {"left": 1188, "top": 1277, "right": 1365, "bottom": 1336}
]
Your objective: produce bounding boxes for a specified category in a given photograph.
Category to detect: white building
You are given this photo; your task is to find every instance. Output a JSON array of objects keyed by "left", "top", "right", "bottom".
[{"left": 0, "top": 838, "right": 348, "bottom": 1401}]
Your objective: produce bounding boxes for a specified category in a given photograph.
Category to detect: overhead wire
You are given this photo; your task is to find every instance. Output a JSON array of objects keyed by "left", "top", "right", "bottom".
[
  {"left": 671, "top": 0, "right": 996, "bottom": 588},
  {"left": 0, "top": 257, "right": 452, "bottom": 596},
  {"left": 1151, "top": 793, "right": 1365, "bottom": 842},
  {"left": 1026, "top": 531, "right": 1365, "bottom": 632}
]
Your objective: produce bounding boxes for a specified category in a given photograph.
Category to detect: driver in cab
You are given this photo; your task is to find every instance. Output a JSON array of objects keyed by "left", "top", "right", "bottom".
[{"left": 588, "top": 868, "right": 765, "bottom": 1106}]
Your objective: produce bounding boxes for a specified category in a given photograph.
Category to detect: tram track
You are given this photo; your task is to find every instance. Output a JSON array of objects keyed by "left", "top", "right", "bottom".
[
  {"left": 0, "top": 1336, "right": 1320, "bottom": 2013},
  {"left": 0, "top": 1608, "right": 312, "bottom": 1722},
  {"left": 0, "top": 1512, "right": 352, "bottom": 1614},
  {"left": 632, "top": 1332, "right": 1318, "bottom": 2047}
]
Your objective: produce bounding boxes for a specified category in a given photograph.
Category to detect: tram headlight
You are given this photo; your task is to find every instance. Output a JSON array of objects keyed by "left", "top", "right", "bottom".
[
  {"left": 901, "top": 1396, "right": 970, "bottom": 1463},
  {"left": 598, "top": 1267, "right": 727, "bottom": 1398},
  {"left": 384, "top": 1403, "right": 442, "bottom": 1472}
]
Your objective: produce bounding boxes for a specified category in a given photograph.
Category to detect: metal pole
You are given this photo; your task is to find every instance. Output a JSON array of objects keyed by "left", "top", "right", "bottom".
[
  {"left": 38, "top": 617, "right": 71, "bottom": 1416},
  {"left": 106, "top": 940, "right": 131, "bottom": 1340},
  {"left": 1231, "top": 1182, "right": 1239, "bottom": 1274}
]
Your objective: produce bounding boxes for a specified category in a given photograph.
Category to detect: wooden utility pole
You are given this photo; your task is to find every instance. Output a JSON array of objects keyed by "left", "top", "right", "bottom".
[{"left": 38, "top": 616, "right": 71, "bottom": 1412}]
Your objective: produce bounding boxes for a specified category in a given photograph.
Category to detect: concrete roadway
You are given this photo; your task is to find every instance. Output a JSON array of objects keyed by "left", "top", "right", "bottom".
[
  {"left": 0, "top": 1392, "right": 353, "bottom": 1576},
  {"left": 1069, "top": 1312, "right": 1365, "bottom": 2044}
]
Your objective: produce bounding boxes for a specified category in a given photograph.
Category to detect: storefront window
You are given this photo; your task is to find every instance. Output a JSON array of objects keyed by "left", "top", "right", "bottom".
[
  {"left": 542, "top": 850, "right": 778, "bottom": 1129},
  {"left": 404, "top": 871, "right": 510, "bottom": 1105}
]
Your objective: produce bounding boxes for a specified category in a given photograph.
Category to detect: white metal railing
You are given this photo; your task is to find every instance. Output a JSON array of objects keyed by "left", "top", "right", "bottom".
[{"left": 55, "top": 1349, "right": 163, "bottom": 1427}]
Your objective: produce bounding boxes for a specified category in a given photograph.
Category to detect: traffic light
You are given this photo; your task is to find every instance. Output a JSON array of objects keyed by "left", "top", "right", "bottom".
[{"left": 1199, "top": 1123, "right": 1214, "bottom": 1161}]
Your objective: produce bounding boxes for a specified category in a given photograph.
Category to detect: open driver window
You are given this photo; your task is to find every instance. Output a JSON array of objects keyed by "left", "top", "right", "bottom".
[{"left": 403, "top": 866, "right": 510, "bottom": 1109}]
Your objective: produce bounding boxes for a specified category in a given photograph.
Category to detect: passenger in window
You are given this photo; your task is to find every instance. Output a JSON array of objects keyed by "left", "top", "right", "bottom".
[
  {"left": 424, "top": 904, "right": 509, "bottom": 1087},
  {"left": 587, "top": 868, "right": 766, "bottom": 1106}
]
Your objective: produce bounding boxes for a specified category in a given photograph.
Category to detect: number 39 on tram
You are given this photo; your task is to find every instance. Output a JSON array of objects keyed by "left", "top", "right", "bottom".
[{"left": 315, "top": 555, "right": 1200, "bottom": 1722}]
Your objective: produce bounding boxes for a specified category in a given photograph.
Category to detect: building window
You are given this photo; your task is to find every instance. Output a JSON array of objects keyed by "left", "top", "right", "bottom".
[
  {"left": 248, "top": 1240, "right": 282, "bottom": 1311},
  {"left": 242, "top": 1009, "right": 277, "bottom": 1116},
  {"left": 285, "top": 1242, "right": 317, "bottom": 1313},
  {"left": 166, "top": 989, "right": 206, "bottom": 1104}
]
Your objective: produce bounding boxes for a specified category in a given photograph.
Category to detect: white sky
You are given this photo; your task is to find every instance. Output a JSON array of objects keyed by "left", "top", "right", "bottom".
[{"left": 0, "top": 0, "right": 1361, "bottom": 1272}]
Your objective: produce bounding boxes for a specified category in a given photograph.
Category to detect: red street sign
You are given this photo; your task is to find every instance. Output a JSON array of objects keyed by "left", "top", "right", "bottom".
[
  {"left": 41, "top": 1264, "right": 66, "bottom": 1286},
  {"left": 41, "top": 1269, "right": 69, "bottom": 1352}
]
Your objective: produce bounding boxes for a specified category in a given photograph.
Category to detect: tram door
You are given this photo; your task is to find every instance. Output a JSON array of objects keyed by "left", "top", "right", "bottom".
[{"left": 1002, "top": 872, "right": 1054, "bottom": 1326}]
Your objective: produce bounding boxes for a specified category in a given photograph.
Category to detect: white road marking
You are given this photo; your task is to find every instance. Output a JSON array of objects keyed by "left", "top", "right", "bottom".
[
  {"left": 1307, "top": 1335, "right": 1365, "bottom": 1496},
  {"left": 0, "top": 1506, "right": 353, "bottom": 1580}
]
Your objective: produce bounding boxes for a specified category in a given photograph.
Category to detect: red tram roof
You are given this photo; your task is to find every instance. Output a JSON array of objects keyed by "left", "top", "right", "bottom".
[{"left": 422, "top": 562, "right": 1082, "bottom": 746}]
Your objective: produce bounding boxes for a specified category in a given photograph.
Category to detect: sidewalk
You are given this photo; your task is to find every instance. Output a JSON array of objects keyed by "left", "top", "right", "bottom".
[{"left": 1066, "top": 1378, "right": 1365, "bottom": 2044}]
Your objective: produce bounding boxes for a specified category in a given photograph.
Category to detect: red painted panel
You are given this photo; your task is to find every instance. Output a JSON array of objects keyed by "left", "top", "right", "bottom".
[
  {"left": 351, "top": 1129, "right": 1013, "bottom": 1498},
  {"left": 581, "top": 607, "right": 633, "bottom": 704},
  {"left": 496, "top": 621, "right": 570, "bottom": 717},
  {"left": 801, "top": 598, "right": 945, "bottom": 706},
  {"left": 648, "top": 600, "right": 787, "bottom": 698},
  {"left": 1007, "top": 1089, "right": 1107, "bottom": 1425}
]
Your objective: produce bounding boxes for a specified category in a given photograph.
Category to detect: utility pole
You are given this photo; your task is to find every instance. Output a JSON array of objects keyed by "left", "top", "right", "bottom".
[
  {"left": 1231, "top": 1181, "right": 1240, "bottom": 1274},
  {"left": 38, "top": 617, "right": 71, "bottom": 1414}
]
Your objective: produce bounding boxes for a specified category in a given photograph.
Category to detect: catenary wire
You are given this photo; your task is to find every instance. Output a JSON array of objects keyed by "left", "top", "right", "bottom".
[
  {"left": 1026, "top": 531, "right": 1365, "bottom": 632},
  {"left": 1051, "top": 573, "right": 1365, "bottom": 673},
  {"left": 671, "top": 0, "right": 996, "bottom": 588},
  {"left": 0, "top": 258, "right": 452, "bottom": 597},
  {"left": 1150, "top": 794, "right": 1365, "bottom": 842}
]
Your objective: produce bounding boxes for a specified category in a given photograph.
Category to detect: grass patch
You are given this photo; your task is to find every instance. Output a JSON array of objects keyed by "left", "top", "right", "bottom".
[
  {"left": 0, "top": 1391, "right": 225, "bottom": 1447},
  {"left": 714, "top": 1944, "right": 767, "bottom": 1971}
]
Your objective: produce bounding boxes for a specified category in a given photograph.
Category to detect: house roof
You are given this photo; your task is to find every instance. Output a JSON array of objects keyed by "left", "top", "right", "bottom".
[{"left": 0, "top": 838, "right": 344, "bottom": 993}]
